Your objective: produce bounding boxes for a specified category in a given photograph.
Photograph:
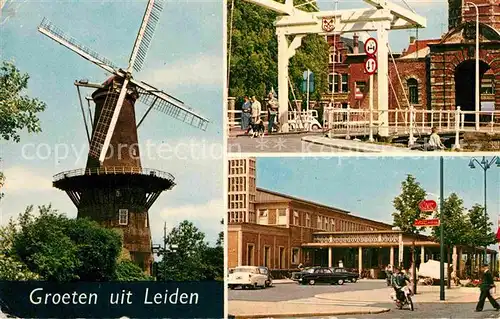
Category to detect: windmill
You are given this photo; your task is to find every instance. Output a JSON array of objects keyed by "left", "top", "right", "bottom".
[{"left": 44, "top": 0, "right": 209, "bottom": 274}]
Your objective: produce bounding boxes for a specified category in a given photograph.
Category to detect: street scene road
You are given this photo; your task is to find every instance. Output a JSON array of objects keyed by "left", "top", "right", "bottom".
[
  {"left": 227, "top": 134, "right": 348, "bottom": 153},
  {"left": 228, "top": 280, "right": 500, "bottom": 319}
]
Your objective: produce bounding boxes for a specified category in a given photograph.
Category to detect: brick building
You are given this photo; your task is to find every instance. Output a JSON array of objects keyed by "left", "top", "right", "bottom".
[
  {"left": 318, "top": 0, "right": 499, "bottom": 124},
  {"left": 227, "top": 158, "right": 498, "bottom": 277}
]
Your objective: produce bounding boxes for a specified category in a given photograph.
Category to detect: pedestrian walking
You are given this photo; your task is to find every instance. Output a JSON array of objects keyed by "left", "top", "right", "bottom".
[
  {"left": 241, "top": 96, "right": 252, "bottom": 131},
  {"left": 475, "top": 263, "right": 500, "bottom": 312}
]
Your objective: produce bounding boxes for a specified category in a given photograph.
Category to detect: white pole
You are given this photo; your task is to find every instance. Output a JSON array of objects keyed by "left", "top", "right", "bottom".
[
  {"left": 454, "top": 106, "right": 461, "bottom": 149},
  {"left": 369, "top": 74, "right": 374, "bottom": 142},
  {"left": 377, "top": 23, "right": 390, "bottom": 137},
  {"left": 474, "top": 3, "right": 480, "bottom": 131},
  {"left": 277, "top": 32, "right": 289, "bottom": 133},
  {"left": 306, "top": 69, "right": 310, "bottom": 113}
]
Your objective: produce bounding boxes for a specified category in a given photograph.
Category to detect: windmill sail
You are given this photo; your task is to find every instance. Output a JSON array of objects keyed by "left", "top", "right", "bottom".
[
  {"left": 128, "top": 0, "right": 165, "bottom": 72},
  {"left": 133, "top": 80, "right": 209, "bottom": 130},
  {"left": 88, "top": 86, "right": 119, "bottom": 159},
  {"left": 38, "top": 18, "right": 118, "bottom": 75}
]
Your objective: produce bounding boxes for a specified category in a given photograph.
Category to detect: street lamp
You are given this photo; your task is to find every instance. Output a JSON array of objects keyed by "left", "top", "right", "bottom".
[
  {"left": 464, "top": 2, "right": 480, "bottom": 131},
  {"left": 468, "top": 156, "right": 500, "bottom": 264}
]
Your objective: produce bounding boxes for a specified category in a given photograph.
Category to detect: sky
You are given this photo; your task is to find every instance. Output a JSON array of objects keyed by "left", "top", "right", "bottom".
[
  {"left": 316, "top": 0, "right": 449, "bottom": 52},
  {"left": 257, "top": 156, "right": 500, "bottom": 235},
  {"left": 0, "top": 0, "right": 224, "bottom": 245}
]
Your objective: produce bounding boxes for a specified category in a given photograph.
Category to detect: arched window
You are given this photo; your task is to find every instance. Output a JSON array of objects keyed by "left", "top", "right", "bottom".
[{"left": 407, "top": 78, "right": 419, "bottom": 104}]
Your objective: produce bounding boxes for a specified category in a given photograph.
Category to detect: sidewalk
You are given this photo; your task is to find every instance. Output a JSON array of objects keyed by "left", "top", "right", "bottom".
[
  {"left": 301, "top": 135, "right": 414, "bottom": 153},
  {"left": 228, "top": 300, "right": 389, "bottom": 318}
]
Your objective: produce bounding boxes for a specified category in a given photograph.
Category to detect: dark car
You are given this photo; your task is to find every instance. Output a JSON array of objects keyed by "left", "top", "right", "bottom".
[
  {"left": 258, "top": 266, "right": 273, "bottom": 287},
  {"left": 299, "top": 267, "right": 348, "bottom": 285},
  {"left": 330, "top": 267, "right": 360, "bottom": 283},
  {"left": 291, "top": 267, "right": 317, "bottom": 281}
]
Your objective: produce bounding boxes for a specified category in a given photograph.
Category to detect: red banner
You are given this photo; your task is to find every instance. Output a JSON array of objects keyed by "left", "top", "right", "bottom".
[
  {"left": 419, "top": 200, "right": 437, "bottom": 212},
  {"left": 413, "top": 219, "right": 440, "bottom": 227}
]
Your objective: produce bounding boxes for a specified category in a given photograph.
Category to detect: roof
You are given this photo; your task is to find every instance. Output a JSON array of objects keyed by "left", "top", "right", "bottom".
[
  {"left": 256, "top": 188, "right": 392, "bottom": 229},
  {"left": 401, "top": 39, "right": 440, "bottom": 58}
]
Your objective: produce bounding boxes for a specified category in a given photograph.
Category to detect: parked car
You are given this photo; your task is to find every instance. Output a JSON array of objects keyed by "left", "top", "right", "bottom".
[
  {"left": 330, "top": 267, "right": 360, "bottom": 283},
  {"left": 299, "top": 267, "right": 348, "bottom": 285},
  {"left": 291, "top": 267, "right": 317, "bottom": 282},
  {"left": 258, "top": 266, "right": 273, "bottom": 287},
  {"left": 228, "top": 266, "right": 267, "bottom": 290}
]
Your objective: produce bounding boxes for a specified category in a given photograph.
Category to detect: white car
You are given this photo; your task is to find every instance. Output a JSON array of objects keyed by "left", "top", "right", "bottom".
[{"left": 228, "top": 266, "right": 267, "bottom": 289}]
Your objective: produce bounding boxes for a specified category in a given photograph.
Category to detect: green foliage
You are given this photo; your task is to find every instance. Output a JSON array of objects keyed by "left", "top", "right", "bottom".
[
  {"left": 466, "top": 204, "right": 496, "bottom": 249},
  {"left": 0, "top": 61, "right": 46, "bottom": 142},
  {"left": 431, "top": 193, "right": 468, "bottom": 246},
  {"left": 9, "top": 205, "right": 122, "bottom": 282},
  {"left": 115, "top": 261, "right": 152, "bottom": 281},
  {"left": 227, "top": 0, "right": 328, "bottom": 103},
  {"left": 0, "top": 169, "right": 4, "bottom": 201},
  {"left": 392, "top": 175, "right": 427, "bottom": 234},
  {"left": 156, "top": 220, "right": 223, "bottom": 281}
]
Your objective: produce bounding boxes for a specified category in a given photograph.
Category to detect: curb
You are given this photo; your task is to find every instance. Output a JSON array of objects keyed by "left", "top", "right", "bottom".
[
  {"left": 228, "top": 308, "right": 390, "bottom": 318},
  {"left": 301, "top": 136, "right": 381, "bottom": 153}
]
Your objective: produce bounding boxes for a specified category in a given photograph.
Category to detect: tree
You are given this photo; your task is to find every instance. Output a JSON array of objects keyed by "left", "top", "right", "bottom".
[
  {"left": 227, "top": 0, "right": 328, "bottom": 104},
  {"left": 0, "top": 61, "right": 46, "bottom": 142},
  {"left": 156, "top": 220, "right": 222, "bottom": 281},
  {"left": 115, "top": 261, "right": 151, "bottom": 281},
  {"left": 466, "top": 204, "right": 496, "bottom": 274},
  {"left": 392, "top": 175, "right": 427, "bottom": 234},
  {"left": 430, "top": 193, "right": 468, "bottom": 287},
  {"left": 392, "top": 174, "right": 426, "bottom": 293},
  {"left": 10, "top": 205, "right": 122, "bottom": 282}
]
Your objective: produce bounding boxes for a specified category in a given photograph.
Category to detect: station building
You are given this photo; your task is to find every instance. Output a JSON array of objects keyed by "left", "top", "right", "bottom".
[{"left": 227, "top": 158, "right": 497, "bottom": 278}]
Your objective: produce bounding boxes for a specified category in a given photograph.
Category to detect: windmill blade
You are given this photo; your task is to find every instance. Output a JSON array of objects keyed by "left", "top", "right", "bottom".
[
  {"left": 38, "top": 18, "right": 119, "bottom": 75},
  {"left": 88, "top": 80, "right": 130, "bottom": 162},
  {"left": 128, "top": 0, "right": 165, "bottom": 72},
  {"left": 131, "top": 79, "right": 209, "bottom": 130}
]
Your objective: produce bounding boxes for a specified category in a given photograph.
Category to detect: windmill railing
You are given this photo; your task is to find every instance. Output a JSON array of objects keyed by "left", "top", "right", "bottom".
[{"left": 53, "top": 167, "right": 175, "bottom": 182}]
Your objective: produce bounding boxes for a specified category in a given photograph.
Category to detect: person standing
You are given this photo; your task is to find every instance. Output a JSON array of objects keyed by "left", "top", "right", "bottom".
[
  {"left": 267, "top": 92, "right": 278, "bottom": 133},
  {"left": 241, "top": 96, "right": 252, "bottom": 131},
  {"left": 475, "top": 263, "right": 500, "bottom": 312},
  {"left": 251, "top": 96, "right": 262, "bottom": 129}
]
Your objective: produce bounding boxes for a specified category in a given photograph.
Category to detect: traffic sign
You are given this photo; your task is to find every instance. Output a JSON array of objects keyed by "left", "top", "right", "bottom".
[
  {"left": 413, "top": 219, "right": 440, "bottom": 227},
  {"left": 355, "top": 88, "right": 363, "bottom": 100},
  {"left": 364, "top": 37, "right": 378, "bottom": 56},
  {"left": 364, "top": 57, "right": 377, "bottom": 75},
  {"left": 419, "top": 200, "right": 437, "bottom": 212}
]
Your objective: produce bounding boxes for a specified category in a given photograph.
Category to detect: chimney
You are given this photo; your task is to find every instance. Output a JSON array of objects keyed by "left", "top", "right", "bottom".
[
  {"left": 353, "top": 33, "right": 359, "bottom": 54},
  {"left": 410, "top": 36, "right": 416, "bottom": 44}
]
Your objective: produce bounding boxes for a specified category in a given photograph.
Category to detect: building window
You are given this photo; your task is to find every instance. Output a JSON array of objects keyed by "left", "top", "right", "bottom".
[
  {"left": 407, "top": 78, "right": 419, "bottom": 104},
  {"left": 279, "top": 247, "right": 285, "bottom": 269},
  {"left": 293, "top": 211, "right": 299, "bottom": 225},
  {"left": 306, "top": 213, "right": 311, "bottom": 227},
  {"left": 118, "top": 209, "right": 128, "bottom": 225},
  {"left": 145, "top": 216, "right": 148, "bottom": 228},
  {"left": 264, "top": 246, "right": 271, "bottom": 268},
  {"left": 328, "top": 73, "right": 340, "bottom": 93},
  {"left": 247, "top": 244, "right": 255, "bottom": 265},
  {"left": 341, "top": 74, "right": 349, "bottom": 93},
  {"left": 481, "top": 76, "right": 494, "bottom": 94},
  {"left": 331, "top": 219, "right": 335, "bottom": 231},
  {"left": 277, "top": 209, "right": 287, "bottom": 225},
  {"left": 259, "top": 209, "right": 269, "bottom": 225},
  {"left": 291, "top": 248, "right": 300, "bottom": 265},
  {"left": 317, "top": 216, "right": 322, "bottom": 229}
]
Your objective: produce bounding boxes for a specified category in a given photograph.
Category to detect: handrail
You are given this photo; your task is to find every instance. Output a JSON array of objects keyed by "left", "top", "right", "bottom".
[{"left": 53, "top": 167, "right": 175, "bottom": 182}]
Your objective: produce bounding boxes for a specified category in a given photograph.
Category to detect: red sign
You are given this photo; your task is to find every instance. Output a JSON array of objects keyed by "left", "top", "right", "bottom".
[
  {"left": 419, "top": 200, "right": 437, "bottom": 212},
  {"left": 414, "top": 219, "right": 440, "bottom": 227},
  {"left": 364, "top": 57, "right": 377, "bottom": 75},
  {"left": 364, "top": 38, "right": 378, "bottom": 56},
  {"left": 355, "top": 88, "right": 363, "bottom": 100}
]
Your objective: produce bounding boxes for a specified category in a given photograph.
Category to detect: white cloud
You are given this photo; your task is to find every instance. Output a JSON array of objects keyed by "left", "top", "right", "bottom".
[
  {"left": 143, "top": 55, "right": 222, "bottom": 89},
  {"left": 2, "top": 166, "right": 52, "bottom": 192},
  {"left": 151, "top": 199, "right": 224, "bottom": 245}
]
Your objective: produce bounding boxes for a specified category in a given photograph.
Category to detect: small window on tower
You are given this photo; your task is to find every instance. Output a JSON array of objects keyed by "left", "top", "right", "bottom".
[
  {"left": 118, "top": 209, "right": 129, "bottom": 225},
  {"left": 145, "top": 216, "right": 148, "bottom": 228}
]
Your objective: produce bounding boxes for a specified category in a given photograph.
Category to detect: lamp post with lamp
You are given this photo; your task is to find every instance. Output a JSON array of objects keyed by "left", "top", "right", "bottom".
[
  {"left": 464, "top": 2, "right": 480, "bottom": 131},
  {"left": 468, "top": 156, "right": 500, "bottom": 263}
]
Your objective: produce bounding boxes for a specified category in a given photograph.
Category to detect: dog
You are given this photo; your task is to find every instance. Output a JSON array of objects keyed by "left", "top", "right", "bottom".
[{"left": 250, "top": 118, "right": 265, "bottom": 138}]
